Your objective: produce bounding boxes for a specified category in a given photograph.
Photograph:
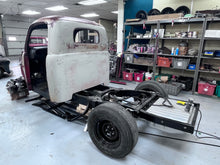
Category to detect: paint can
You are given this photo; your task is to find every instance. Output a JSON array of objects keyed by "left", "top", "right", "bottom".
[
  {"left": 192, "top": 31, "right": 198, "bottom": 38},
  {"left": 179, "top": 41, "right": 188, "bottom": 55},
  {"left": 187, "top": 31, "right": 193, "bottom": 38}
]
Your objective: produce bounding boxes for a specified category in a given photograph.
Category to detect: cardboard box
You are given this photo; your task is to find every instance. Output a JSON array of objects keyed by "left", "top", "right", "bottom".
[
  {"left": 205, "top": 30, "right": 220, "bottom": 38},
  {"left": 134, "top": 57, "right": 153, "bottom": 66},
  {"left": 148, "top": 13, "right": 183, "bottom": 21}
]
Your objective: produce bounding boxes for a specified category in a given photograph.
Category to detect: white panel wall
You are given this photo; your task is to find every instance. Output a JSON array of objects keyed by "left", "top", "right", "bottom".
[
  {"left": 2, "top": 15, "right": 35, "bottom": 56},
  {"left": 99, "top": 19, "right": 117, "bottom": 44}
]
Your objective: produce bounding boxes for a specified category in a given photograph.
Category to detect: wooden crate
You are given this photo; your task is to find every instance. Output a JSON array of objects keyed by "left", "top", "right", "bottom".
[{"left": 148, "top": 13, "right": 183, "bottom": 21}]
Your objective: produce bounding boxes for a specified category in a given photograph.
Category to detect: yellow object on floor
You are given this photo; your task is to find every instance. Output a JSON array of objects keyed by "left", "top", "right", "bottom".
[{"left": 176, "top": 101, "right": 186, "bottom": 106}]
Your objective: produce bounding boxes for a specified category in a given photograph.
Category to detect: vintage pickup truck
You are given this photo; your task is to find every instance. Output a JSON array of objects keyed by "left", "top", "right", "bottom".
[{"left": 7, "top": 16, "right": 199, "bottom": 158}]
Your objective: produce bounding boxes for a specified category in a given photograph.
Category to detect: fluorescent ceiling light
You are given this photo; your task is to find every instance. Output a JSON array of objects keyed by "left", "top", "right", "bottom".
[
  {"left": 111, "top": 11, "right": 118, "bottom": 14},
  {"left": 8, "top": 36, "right": 17, "bottom": 41},
  {"left": 45, "top": 5, "right": 68, "bottom": 11},
  {"left": 80, "top": 13, "right": 99, "bottom": 18},
  {"left": 0, "top": 0, "right": 7, "bottom": 1},
  {"left": 22, "top": 10, "right": 40, "bottom": 15},
  {"left": 78, "top": 0, "right": 107, "bottom": 6}
]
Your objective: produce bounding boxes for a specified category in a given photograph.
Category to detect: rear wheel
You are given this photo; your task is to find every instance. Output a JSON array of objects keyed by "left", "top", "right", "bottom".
[
  {"left": 88, "top": 103, "right": 138, "bottom": 158},
  {"left": 135, "top": 80, "right": 168, "bottom": 99},
  {"left": 0, "top": 68, "right": 4, "bottom": 78}
]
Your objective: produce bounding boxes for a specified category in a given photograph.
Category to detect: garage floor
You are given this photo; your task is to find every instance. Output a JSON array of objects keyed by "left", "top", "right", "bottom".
[{"left": 0, "top": 60, "right": 220, "bottom": 165}]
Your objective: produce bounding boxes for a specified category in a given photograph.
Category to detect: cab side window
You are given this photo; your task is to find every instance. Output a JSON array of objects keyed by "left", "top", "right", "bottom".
[{"left": 74, "top": 29, "right": 99, "bottom": 44}]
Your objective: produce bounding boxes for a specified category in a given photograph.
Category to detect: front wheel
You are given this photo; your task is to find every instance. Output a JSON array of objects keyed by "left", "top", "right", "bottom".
[{"left": 88, "top": 103, "right": 138, "bottom": 158}]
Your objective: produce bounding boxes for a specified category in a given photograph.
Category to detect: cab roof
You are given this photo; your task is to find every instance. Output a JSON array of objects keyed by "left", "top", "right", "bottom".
[{"left": 33, "top": 15, "right": 101, "bottom": 26}]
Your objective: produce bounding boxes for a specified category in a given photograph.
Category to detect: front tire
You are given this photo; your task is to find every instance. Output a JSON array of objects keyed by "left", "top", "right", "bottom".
[{"left": 88, "top": 103, "right": 138, "bottom": 158}]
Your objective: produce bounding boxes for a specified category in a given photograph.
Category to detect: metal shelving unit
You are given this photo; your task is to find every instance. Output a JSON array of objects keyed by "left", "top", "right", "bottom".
[{"left": 124, "top": 17, "right": 220, "bottom": 94}]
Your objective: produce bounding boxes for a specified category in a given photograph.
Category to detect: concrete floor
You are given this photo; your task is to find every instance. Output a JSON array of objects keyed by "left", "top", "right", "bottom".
[{"left": 0, "top": 60, "right": 220, "bottom": 165}]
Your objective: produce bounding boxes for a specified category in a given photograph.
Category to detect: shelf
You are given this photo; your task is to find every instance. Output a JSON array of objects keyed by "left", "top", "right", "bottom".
[
  {"left": 204, "top": 37, "right": 220, "bottom": 40},
  {"left": 156, "top": 66, "right": 195, "bottom": 72},
  {"left": 201, "top": 56, "right": 220, "bottom": 59},
  {"left": 207, "top": 17, "right": 220, "bottom": 22},
  {"left": 199, "top": 70, "right": 220, "bottom": 74},
  {"left": 124, "top": 52, "right": 154, "bottom": 56},
  {"left": 124, "top": 62, "right": 153, "bottom": 67},
  {"left": 125, "top": 52, "right": 196, "bottom": 58},
  {"left": 160, "top": 37, "right": 201, "bottom": 40},
  {"left": 128, "top": 37, "right": 201, "bottom": 40},
  {"left": 128, "top": 37, "right": 151, "bottom": 40},
  {"left": 158, "top": 54, "right": 196, "bottom": 58},
  {"left": 125, "top": 17, "right": 205, "bottom": 26}
]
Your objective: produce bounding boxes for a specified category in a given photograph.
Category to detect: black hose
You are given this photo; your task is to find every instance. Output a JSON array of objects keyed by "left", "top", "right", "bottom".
[
  {"left": 194, "top": 109, "right": 220, "bottom": 140},
  {"left": 139, "top": 109, "right": 220, "bottom": 148},
  {"left": 139, "top": 131, "right": 220, "bottom": 148}
]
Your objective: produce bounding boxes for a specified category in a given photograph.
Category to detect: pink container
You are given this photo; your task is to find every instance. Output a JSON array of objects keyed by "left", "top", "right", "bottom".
[
  {"left": 198, "top": 82, "right": 216, "bottom": 96},
  {"left": 123, "top": 71, "right": 133, "bottom": 81},
  {"left": 134, "top": 72, "right": 144, "bottom": 82}
]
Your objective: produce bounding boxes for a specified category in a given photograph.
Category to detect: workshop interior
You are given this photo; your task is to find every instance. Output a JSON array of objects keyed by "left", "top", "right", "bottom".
[{"left": 0, "top": 0, "right": 220, "bottom": 165}]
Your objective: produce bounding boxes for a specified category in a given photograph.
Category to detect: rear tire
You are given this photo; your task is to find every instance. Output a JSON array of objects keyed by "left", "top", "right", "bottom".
[
  {"left": 0, "top": 68, "right": 4, "bottom": 78},
  {"left": 88, "top": 103, "right": 138, "bottom": 158},
  {"left": 135, "top": 80, "right": 168, "bottom": 99}
]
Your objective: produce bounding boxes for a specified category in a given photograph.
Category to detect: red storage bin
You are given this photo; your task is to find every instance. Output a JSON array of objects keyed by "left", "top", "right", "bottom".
[
  {"left": 157, "top": 56, "right": 172, "bottom": 67},
  {"left": 134, "top": 72, "right": 144, "bottom": 82},
  {"left": 198, "top": 82, "right": 216, "bottom": 96},
  {"left": 123, "top": 71, "right": 133, "bottom": 81}
]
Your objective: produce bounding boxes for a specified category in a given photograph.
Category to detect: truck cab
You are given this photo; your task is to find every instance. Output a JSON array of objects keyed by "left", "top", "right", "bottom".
[{"left": 21, "top": 16, "right": 109, "bottom": 103}]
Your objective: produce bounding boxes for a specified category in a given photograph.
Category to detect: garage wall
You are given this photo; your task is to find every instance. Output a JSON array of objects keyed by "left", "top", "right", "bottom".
[
  {"left": 99, "top": 19, "right": 117, "bottom": 44},
  {"left": 2, "top": 15, "right": 35, "bottom": 56},
  {"left": 153, "top": 0, "right": 220, "bottom": 14}
]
